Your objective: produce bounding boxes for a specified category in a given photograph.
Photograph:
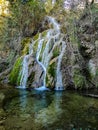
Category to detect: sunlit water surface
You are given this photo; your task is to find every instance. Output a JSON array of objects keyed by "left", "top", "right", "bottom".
[{"left": 4, "top": 89, "right": 98, "bottom": 130}]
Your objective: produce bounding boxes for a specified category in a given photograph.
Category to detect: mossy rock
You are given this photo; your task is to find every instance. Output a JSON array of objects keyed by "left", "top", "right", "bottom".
[
  {"left": 2, "top": 88, "right": 19, "bottom": 106},
  {"left": 44, "top": 0, "right": 54, "bottom": 13},
  {"left": 0, "top": 88, "right": 19, "bottom": 119},
  {"left": 46, "top": 62, "right": 56, "bottom": 88},
  {"left": 33, "top": 30, "right": 47, "bottom": 41},
  {"left": 48, "top": 62, "right": 56, "bottom": 78},
  {"left": 9, "top": 57, "right": 23, "bottom": 86},
  {"left": 0, "top": 88, "right": 18, "bottom": 109},
  {"left": 52, "top": 46, "right": 60, "bottom": 58},
  {"left": 73, "top": 69, "right": 86, "bottom": 89},
  {"left": 33, "top": 32, "right": 40, "bottom": 41},
  {"left": 21, "top": 37, "right": 31, "bottom": 55}
]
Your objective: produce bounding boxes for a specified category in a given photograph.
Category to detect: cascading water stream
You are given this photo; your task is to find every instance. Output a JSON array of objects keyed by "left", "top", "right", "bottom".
[
  {"left": 55, "top": 41, "right": 66, "bottom": 90},
  {"left": 19, "top": 55, "right": 29, "bottom": 88},
  {"left": 52, "top": 0, "right": 56, "bottom": 5},
  {"left": 18, "top": 43, "right": 33, "bottom": 89},
  {"left": 35, "top": 38, "right": 47, "bottom": 90}
]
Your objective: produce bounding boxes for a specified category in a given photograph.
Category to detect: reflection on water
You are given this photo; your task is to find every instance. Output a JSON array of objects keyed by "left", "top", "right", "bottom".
[
  {"left": 19, "top": 90, "right": 28, "bottom": 111},
  {"left": 4, "top": 90, "right": 98, "bottom": 130},
  {"left": 54, "top": 92, "right": 62, "bottom": 109}
]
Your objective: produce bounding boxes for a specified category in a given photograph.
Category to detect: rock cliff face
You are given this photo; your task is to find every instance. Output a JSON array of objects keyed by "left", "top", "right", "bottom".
[{"left": 61, "top": 5, "right": 98, "bottom": 89}]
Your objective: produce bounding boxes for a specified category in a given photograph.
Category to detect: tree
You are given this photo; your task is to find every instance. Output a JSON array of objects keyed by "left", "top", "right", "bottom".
[{"left": 0, "top": 0, "right": 46, "bottom": 52}]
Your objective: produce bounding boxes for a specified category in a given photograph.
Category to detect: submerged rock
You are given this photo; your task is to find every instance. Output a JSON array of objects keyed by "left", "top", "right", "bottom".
[{"left": 0, "top": 87, "right": 19, "bottom": 127}]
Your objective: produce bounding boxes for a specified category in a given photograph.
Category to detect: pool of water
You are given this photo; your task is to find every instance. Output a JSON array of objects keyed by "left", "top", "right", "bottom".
[{"left": 3, "top": 89, "right": 98, "bottom": 130}]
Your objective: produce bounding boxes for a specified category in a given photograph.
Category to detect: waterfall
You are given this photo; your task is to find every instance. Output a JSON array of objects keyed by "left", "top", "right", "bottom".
[
  {"left": 35, "top": 38, "right": 47, "bottom": 90},
  {"left": 36, "top": 16, "right": 66, "bottom": 90},
  {"left": 55, "top": 41, "right": 66, "bottom": 90},
  {"left": 19, "top": 55, "right": 29, "bottom": 88},
  {"left": 52, "top": 0, "right": 56, "bottom": 5},
  {"left": 18, "top": 42, "right": 34, "bottom": 89},
  {"left": 45, "top": 16, "right": 67, "bottom": 90},
  {"left": 19, "top": 16, "right": 66, "bottom": 91}
]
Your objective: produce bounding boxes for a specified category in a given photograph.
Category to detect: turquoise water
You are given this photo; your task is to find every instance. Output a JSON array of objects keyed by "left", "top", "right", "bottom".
[{"left": 4, "top": 89, "right": 98, "bottom": 130}]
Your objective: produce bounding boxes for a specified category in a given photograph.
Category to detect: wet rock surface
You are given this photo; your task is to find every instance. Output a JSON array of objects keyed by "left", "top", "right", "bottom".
[{"left": 28, "top": 57, "right": 45, "bottom": 88}]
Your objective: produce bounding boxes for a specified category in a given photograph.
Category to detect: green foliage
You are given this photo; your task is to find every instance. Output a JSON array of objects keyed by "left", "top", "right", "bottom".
[
  {"left": 0, "top": 0, "right": 46, "bottom": 53},
  {"left": 9, "top": 57, "right": 22, "bottom": 85},
  {"left": 10, "top": 0, "right": 45, "bottom": 36}
]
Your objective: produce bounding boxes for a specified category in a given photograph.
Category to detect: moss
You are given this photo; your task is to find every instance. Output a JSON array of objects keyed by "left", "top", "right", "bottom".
[
  {"left": 48, "top": 62, "right": 56, "bottom": 77},
  {"left": 33, "top": 33, "right": 40, "bottom": 41},
  {"left": 39, "top": 41, "right": 46, "bottom": 60},
  {"left": 32, "top": 33, "right": 40, "bottom": 56},
  {"left": 21, "top": 38, "right": 31, "bottom": 55},
  {"left": 44, "top": 0, "right": 54, "bottom": 13},
  {"left": 9, "top": 57, "right": 22, "bottom": 85},
  {"left": 33, "top": 30, "right": 47, "bottom": 40},
  {"left": 73, "top": 69, "right": 86, "bottom": 89},
  {"left": 32, "top": 40, "right": 39, "bottom": 57},
  {"left": 53, "top": 46, "right": 60, "bottom": 58},
  {"left": 17, "top": 71, "right": 22, "bottom": 85},
  {"left": 46, "top": 62, "right": 56, "bottom": 87}
]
